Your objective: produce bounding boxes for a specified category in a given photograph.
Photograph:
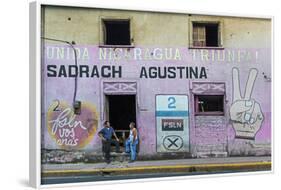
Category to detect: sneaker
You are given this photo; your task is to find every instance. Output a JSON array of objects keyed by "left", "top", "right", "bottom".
[
  {"left": 128, "top": 160, "right": 134, "bottom": 163},
  {"left": 106, "top": 160, "right": 111, "bottom": 164}
]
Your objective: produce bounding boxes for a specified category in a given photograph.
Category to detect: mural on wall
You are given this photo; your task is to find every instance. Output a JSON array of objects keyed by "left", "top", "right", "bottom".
[
  {"left": 43, "top": 44, "right": 271, "bottom": 155},
  {"left": 47, "top": 100, "right": 99, "bottom": 149},
  {"left": 156, "top": 95, "right": 189, "bottom": 152},
  {"left": 230, "top": 67, "right": 264, "bottom": 140},
  {"left": 163, "top": 135, "right": 184, "bottom": 151}
]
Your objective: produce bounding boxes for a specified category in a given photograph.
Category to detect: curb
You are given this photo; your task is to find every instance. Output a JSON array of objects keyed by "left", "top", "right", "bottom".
[{"left": 42, "top": 161, "right": 271, "bottom": 177}]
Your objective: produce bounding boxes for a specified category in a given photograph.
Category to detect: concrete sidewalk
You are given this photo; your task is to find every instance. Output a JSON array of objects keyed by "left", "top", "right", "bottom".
[{"left": 42, "top": 156, "right": 271, "bottom": 177}]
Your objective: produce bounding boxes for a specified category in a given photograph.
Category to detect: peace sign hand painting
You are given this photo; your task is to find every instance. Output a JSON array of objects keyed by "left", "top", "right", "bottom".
[{"left": 230, "top": 68, "right": 264, "bottom": 140}]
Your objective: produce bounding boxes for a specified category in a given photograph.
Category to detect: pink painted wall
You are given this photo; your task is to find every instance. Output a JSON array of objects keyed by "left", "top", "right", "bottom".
[{"left": 42, "top": 45, "right": 271, "bottom": 156}]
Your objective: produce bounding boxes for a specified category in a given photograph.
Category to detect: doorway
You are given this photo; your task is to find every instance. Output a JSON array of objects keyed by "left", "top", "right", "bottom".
[{"left": 105, "top": 95, "right": 137, "bottom": 145}]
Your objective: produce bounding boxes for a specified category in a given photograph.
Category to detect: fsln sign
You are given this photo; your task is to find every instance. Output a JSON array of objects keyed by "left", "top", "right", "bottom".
[
  {"left": 162, "top": 119, "right": 184, "bottom": 131},
  {"left": 156, "top": 95, "right": 189, "bottom": 152}
]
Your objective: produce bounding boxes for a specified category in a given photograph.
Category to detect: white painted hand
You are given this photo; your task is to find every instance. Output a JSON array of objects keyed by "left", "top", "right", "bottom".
[{"left": 230, "top": 68, "right": 264, "bottom": 139}]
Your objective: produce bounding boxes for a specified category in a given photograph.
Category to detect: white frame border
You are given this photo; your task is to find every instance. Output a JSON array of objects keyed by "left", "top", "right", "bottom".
[
  {"left": 29, "top": 1, "right": 41, "bottom": 188},
  {"left": 29, "top": 0, "right": 274, "bottom": 189}
]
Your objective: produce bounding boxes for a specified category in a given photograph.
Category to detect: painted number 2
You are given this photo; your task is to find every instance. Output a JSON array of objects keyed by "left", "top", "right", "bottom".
[
  {"left": 53, "top": 99, "right": 61, "bottom": 111},
  {"left": 168, "top": 97, "right": 176, "bottom": 109}
]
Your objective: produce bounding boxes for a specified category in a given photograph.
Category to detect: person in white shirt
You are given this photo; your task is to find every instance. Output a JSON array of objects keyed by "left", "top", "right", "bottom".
[{"left": 125, "top": 122, "right": 138, "bottom": 163}]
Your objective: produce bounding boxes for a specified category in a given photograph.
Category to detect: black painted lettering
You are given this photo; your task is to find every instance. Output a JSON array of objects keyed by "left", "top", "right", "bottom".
[
  {"left": 200, "top": 67, "right": 207, "bottom": 79},
  {"left": 140, "top": 67, "right": 147, "bottom": 78},
  {"left": 167, "top": 67, "right": 176, "bottom": 78},
  {"left": 91, "top": 65, "right": 99, "bottom": 77},
  {"left": 177, "top": 67, "right": 185, "bottom": 79},
  {"left": 190, "top": 67, "right": 198, "bottom": 79},
  {"left": 68, "top": 65, "right": 78, "bottom": 77},
  {"left": 47, "top": 65, "right": 57, "bottom": 77},
  {"left": 158, "top": 67, "right": 166, "bottom": 79},
  {"left": 101, "top": 66, "right": 111, "bottom": 78},
  {"left": 149, "top": 67, "right": 157, "bottom": 78},
  {"left": 58, "top": 65, "right": 67, "bottom": 77},
  {"left": 79, "top": 65, "right": 89, "bottom": 77},
  {"left": 112, "top": 66, "right": 122, "bottom": 78}
]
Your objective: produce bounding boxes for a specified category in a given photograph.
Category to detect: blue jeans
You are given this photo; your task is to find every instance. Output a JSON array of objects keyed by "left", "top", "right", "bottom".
[{"left": 125, "top": 139, "right": 138, "bottom": 161}]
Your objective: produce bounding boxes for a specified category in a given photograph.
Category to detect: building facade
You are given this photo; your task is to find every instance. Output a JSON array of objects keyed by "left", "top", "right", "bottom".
[{"left": 41, "top": 5, "right": 271, "bottom": 163}]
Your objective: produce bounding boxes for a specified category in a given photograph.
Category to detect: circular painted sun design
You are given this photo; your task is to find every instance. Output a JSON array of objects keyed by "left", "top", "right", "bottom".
[{"left": 47, "top": 101, "right": 98, "bottom": 149}]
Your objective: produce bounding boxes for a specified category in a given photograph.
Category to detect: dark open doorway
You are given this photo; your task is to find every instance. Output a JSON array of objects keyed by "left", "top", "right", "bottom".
[{"left": 105, "top": 95, "right": 136, "bottom": 145}]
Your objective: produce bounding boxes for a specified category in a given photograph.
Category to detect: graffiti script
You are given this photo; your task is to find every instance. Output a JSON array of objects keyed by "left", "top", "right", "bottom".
[
  {"left": 49, "top": 108, "right": 87, "bottom": 146},
  {"left": 47, "top": 101, "right": 98, "bottom": 149},
  {"left": 49, "top": 108, "right": 86, "bottom": 134}
]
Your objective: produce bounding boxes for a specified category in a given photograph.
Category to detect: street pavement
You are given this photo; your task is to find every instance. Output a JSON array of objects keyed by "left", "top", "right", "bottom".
[
  {"left": 41, "top": 156, "right": 271, "bottom": 184},
  {"left": 42, "top": 156, "right": 271, "bottom": 172}
]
